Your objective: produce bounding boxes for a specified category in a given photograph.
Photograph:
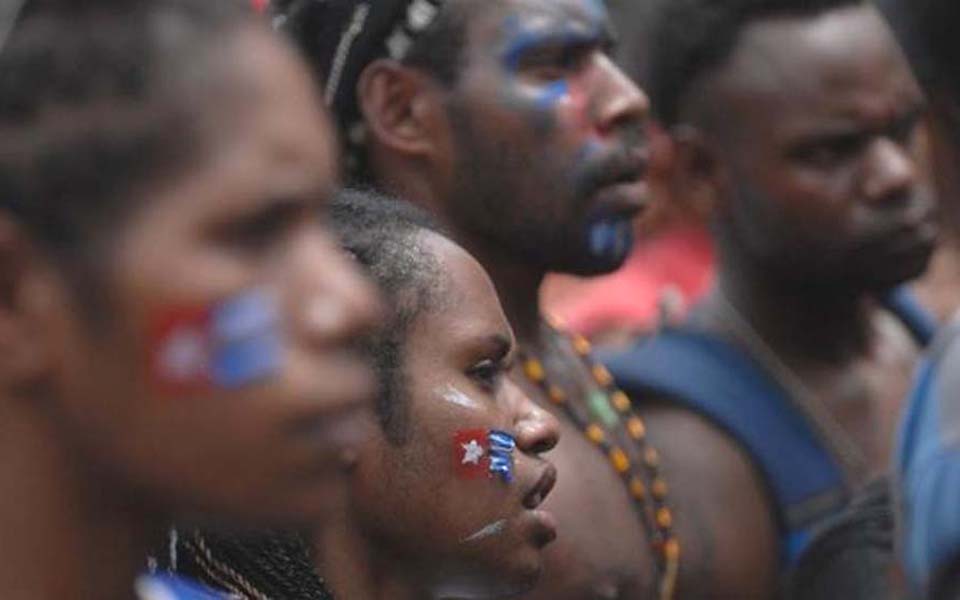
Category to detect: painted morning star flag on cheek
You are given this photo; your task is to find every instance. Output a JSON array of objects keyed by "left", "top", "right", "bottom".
[
  {"left": 454, "top": 429, "right": 516, "bottom": 483},
  {"left": 148, "top": 288, "right": 283, "bottom": 395}
]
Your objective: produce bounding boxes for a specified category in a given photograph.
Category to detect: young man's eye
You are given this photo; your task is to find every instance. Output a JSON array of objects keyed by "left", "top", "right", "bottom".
[
  {"left": 889, "top": 118, "right": 919, "bottom": 146},
  {"left": 219, "top": 200, "right": 305, "bottom": 251},
  {"left": 795, "top": 137, "right": 865, "bottom": 168},
  {"left": 467, "top": 359, "right": 502, "bottom": 390},
  {"left": 521, "top": 45, "right": 591, "bottom": 80}
]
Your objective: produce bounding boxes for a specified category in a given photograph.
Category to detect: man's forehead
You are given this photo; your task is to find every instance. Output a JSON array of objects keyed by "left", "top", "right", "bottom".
[
  {"left": 717, "top": 5, "right": 920, "bottom": 119},
  {"left": 475, "top": 0, "right": 612, "bottom": 38}
]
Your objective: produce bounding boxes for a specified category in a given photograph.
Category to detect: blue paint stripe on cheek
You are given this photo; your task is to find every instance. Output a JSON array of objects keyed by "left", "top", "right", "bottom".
[{"left": 536, "top": 80, "right": 570, "bottom": 110}]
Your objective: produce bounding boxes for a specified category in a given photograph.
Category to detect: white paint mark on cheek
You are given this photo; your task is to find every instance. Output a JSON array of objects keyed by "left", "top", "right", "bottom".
[
  {"left": 442, "top": 385, "right": 482, "bottom": 411},
  {"left": 461, "top": 519, "right": 508, "bottom": 544}
]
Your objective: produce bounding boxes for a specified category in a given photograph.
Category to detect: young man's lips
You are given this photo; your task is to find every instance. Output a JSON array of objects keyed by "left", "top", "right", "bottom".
[{"left": 523, "top": 463, "right": 558, "bottom": 510}]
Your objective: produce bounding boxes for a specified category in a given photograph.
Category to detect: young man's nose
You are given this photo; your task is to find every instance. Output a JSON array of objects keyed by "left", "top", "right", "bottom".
[
  {"left": 508, "top": 380, "right": 561, "bottom": 455},
  {"left": 592, "top": 54, "right": 650, "bottom": 137},
  {"left": 862, "top": 137, "right": 918, "bottom": 207}
]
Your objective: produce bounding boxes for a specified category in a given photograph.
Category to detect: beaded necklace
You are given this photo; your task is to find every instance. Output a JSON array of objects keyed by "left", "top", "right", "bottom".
[{"left": 519, "top": 323, "right": 680, "bottom": 600}]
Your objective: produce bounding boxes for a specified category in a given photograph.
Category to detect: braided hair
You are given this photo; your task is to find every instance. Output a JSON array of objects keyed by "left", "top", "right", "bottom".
[
  {"left": 272, "top": 0, "right": 475, "bottom": 180},
  {"left": 0, "top": 0, "right": 254, "bottom": 318},
  {"left": 173, "top": 529, "right": 333, "bottom": 600}
]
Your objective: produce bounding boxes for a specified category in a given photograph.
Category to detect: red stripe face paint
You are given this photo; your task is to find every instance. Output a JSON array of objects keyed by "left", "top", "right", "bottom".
[{"left": 454, "top": 429, "right": 490, "bottom": 479}]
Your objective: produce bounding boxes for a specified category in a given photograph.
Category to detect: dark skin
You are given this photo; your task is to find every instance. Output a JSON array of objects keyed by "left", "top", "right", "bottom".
[
  {"left": 357, "top": 0, "right": 746, "bottom": 597},
  {"left": 0, "top": 25, "right": 381, "bottom": 600},
  {"left": 319, "top": 232, "right": 561, "bottom": 600},
  {"left": 647, "top": 4, "right": 933, "bottom": 596}
]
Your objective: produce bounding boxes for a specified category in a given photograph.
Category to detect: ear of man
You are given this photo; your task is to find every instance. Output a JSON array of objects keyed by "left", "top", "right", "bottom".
[
  {"left": 358, "top": 59, "right": 450, "bottom": 162},
  {"left": 667, "top": 124, "right": 730, "bottom": 220},
  {"left": 0, "top": 215, "right": 66, "bottom": 395}
]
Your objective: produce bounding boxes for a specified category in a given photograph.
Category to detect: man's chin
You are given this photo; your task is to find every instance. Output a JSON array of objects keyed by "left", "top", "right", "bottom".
[{"left": 561, "top": 252, "right": 632, "bottom": 277}]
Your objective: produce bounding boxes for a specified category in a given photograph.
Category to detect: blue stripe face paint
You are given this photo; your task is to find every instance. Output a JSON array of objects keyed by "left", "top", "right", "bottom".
[
  {"left": 587, "top": 217, "right": 635, "bottom": 268},
  {"left": 149, "top": 288, "right": 284, "bottom": 394},
  {"left": 488, "top": 430, "right": 516, "bottom": 483},
  {"left": 535, "top": 80, "right": 570, "bottom": 111}
]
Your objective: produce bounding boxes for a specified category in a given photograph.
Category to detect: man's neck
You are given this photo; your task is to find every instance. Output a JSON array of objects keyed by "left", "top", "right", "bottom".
[
  {"left": 706, "top": 261, "right": 874, "bottom": 365},
  {"left": 377, "top": 174, "right": 549, "bottom": 351},
  {"left": 470, "top": 244, "right": 547, "bottom": 351},
  {"left": 0, "top": 401, "right": 156, "bottom": 600}
]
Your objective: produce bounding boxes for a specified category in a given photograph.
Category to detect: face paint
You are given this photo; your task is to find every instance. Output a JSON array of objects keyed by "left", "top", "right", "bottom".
[
  {"left": 586, "top": 217, "right": 634, "bottom": 268},
  {"left": 148, "top": 288, "right": 283, "bottom": 395},
  {"left": 442, "top": 385, "right": 482, "bottom": 411},
  {"left": 461, "top": 519, "right": 508, "bottom": 544},
  {"left": 453, "top": 429, "right": 516, "bottom": 483}
]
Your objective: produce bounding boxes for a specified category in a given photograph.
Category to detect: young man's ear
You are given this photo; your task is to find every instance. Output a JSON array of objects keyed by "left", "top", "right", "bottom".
[
  {"left": 0, "top": 216, "right": 61, "bottom": 392},
  {"left": 357, "top": 59, "right": 447, "bottom": 160},
  {"left": 665, "top": 124, "right": 729, "bottom": 220}
]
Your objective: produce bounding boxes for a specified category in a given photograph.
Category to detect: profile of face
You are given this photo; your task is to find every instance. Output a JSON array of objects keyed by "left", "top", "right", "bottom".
[
  {"left": 41, "top": 26, "right": 381, "bottom": 524},
  {"left": 696, "top": 5, "right": 936, "bottom": 291},
  {"left": 350, "top": 232, "right": 560, "bottom": 598},
  {"left": 440, "top": 0, "right": 651, "bottom": 275}
]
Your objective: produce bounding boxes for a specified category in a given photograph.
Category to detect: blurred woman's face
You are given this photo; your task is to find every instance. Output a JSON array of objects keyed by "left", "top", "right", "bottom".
[{"left": 49, "top": 25, "right": 382, "bottom": 526}]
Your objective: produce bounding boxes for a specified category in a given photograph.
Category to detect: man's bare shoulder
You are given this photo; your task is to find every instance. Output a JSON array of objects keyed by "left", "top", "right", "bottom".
[{"left": 639, "top": 397, "right": 781, "bottom": 599}]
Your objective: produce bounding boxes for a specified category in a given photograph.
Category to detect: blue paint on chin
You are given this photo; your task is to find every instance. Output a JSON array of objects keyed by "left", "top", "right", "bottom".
[{"left": 587, "top": 217, "right": 635, "bottom": 267}]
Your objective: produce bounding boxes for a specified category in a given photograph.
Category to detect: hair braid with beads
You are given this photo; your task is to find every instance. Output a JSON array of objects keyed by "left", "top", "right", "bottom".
[{"left": 271, "top": 0, "right": 476, "bottom": 182}]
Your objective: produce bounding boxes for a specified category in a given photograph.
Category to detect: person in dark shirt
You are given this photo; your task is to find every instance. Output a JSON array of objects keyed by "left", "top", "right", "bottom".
[{"left": 605, "top": 0, "right": 934, "bottom": 594}]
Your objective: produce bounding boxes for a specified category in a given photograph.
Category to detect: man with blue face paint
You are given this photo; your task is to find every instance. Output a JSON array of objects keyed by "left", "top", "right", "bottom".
[{"left": 273, "top": 0, "right": 699, "bottom": 598}]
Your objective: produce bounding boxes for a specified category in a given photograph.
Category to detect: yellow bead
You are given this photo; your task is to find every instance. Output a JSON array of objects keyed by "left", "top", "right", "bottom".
[
  {"left": 656, "top": 508, "right": 673, "bottom": 529},
  {"left": 663, "top": 538, "right": 681, "bottom": 561},
  {"left": 586, "top": 424, "right": 606, "bottom": 444},
  {"left": 573, "top": 335, "right": 592, "bottom": 356},
  {"left": 593, "top": 364, "right": 613, "bottom": 387},
  {"left": 524, "top": 359, "right": 545, "bottom": 383},
  {"left": 627, "top": 417, "right": 647, "bottom": 440},
  {"left": 609, "top": 448, "right": 630, "bottom": 474},
  {"left": 548, "top": 385, "right": 566, "bottom": 405},
  {"left": 652, "top": 478, "right": 669, "bottom": 500},
  {"left": 629, "top": 476, "right": 647, "bottom": 500},
  {"left": 644, "top": 447, "right": 660, "bottom": 468},
  {"left": 612, "top": 390, "right": 631, "bottom": 412}
]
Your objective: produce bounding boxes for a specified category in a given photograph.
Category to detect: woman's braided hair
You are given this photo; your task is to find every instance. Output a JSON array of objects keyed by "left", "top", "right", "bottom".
[
  {"left": 172, "top": 529, "right": 333, "bottom": 600},
  {"left": 271, "top": 0, "right": 469, "bottom": 181},
  {"left": 0, "top": 0, "right": 250, "bottom": 257}
]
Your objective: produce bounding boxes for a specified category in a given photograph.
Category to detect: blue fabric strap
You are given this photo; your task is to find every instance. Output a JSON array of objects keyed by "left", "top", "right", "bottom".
[{"left": 604, "top": 329, "right": 848, "bottom": 567}]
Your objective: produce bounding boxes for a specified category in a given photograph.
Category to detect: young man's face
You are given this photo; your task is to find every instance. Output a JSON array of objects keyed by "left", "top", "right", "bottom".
[
  {"left": 439, "top": 0, "right": 651, "bottom": 275},
  {"left": 48, "top": 27, "right": 381, "bottom": 525},
  {"left": 703, "top": 5, "right": 936, "bottom": 290},
  {"left": 350, "top": 232, "right": 560, "bottom": 598}
]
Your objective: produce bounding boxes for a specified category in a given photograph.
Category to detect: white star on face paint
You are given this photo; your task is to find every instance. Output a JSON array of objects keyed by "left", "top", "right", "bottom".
[{"left": 461, "top": 439, "right": 485, "bottom": 465}]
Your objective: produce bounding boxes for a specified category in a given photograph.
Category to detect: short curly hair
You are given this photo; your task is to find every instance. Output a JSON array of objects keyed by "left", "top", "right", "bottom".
[
  {"left": 330, "top": 188, "right": 447, "bottom": 445},
  {"left": 649, "top": 0, "right": 863, "bottom": 127}
]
